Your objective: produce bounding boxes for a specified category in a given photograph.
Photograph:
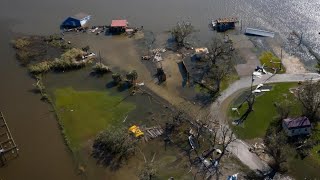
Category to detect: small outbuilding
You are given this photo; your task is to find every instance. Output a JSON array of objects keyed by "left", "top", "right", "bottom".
[
  {"left": 212, "top": 17, "right": 238, "bottom": 32},
  {"left": 61, "top": 13, "right": 91, "bottom": 29},
  {"left": 110, "top": 19, "right": 128, "bottom": 33},
  {"left": 282, "top": 116, "right": 311, "bottom": 137}
]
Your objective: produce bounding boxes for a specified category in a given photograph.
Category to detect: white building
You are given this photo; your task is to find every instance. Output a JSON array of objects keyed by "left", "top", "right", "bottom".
[{"left": 282, "top": 116, "right": 311, "bottom": 137}]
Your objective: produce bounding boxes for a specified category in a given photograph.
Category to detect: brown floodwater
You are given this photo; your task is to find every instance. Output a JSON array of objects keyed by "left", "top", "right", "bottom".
[
  {"left": 0, "top": 21, "right": 80, "bottom": 179},
  {"left": 1, "top": 0, "right": 320, "bottom": 179}
]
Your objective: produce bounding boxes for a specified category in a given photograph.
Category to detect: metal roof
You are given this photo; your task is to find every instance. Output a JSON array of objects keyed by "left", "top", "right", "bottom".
[
  {"left": 283, "top": 116, "right": 311, "bottom": 129},
  {"left": 111, "top": 20, "right": 128, "bottom": 27},
  {"left": 245, "top": 28, "right": 275, "bottom": 38}
]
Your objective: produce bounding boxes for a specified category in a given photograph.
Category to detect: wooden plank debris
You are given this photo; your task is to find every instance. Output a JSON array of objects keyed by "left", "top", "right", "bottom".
[
  {"left": 143, "top": 126, "right": 164, "bottom": 142},
  {"left": 0, "top": 112, "right": 19, "bottom": 165}
]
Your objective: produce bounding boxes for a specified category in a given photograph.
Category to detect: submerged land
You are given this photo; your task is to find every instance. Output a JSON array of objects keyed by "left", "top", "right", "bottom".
[{"left": 3, "top": 9, "right": 320, "bottom": 180}]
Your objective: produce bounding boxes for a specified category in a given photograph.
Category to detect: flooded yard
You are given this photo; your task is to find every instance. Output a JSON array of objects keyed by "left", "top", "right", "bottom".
[
  {"left": 1, "top": 0, "right": 320, "bottom": 179},
  {"left": 42, "top": 67, "right": 198, "bottom": 179}
]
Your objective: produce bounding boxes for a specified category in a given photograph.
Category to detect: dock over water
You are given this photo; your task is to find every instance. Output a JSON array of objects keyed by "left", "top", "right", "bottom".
[
  {"left": 245, "top": 28, "right": 275, "bottom": 38},
  {"left": 0, "top": 111, "right": 19, "bottom": 166}
]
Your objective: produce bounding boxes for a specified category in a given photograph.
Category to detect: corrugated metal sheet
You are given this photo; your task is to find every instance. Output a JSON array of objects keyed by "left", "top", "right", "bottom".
[{"left": 245, "top": 28, "right": 275, "bottom": 38}]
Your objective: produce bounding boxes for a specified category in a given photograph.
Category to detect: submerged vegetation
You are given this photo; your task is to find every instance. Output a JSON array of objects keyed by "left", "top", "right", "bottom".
[
  {"left": 92, "top": 62, "right": 111, "bottom": 74},
  {"left": 170, "top": 21, "right": 195, "bottom": 48},
  {"left": 12, "top": 35, "right": 73, "bottom": 66},
  {"left": 12, "top": 37, "right": 31, "bottom": 49},
  {"left": 28, "top": 48, "right": 93, "bottom": 75},
  {"left": 44, "top": 34, "right": 71, "bottom": 50},
  {"left": 32, "top": 75, "right": 49, "bottom": 101}
]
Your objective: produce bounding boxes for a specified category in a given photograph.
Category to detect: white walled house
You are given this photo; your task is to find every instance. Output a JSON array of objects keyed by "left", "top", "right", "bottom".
[{"left": 282, "top": 116, "right": 311, "bottom": 137}]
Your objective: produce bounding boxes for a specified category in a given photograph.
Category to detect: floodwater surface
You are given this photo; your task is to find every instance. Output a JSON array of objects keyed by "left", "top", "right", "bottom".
[{"left": 1, "top": 0, "right": 320, "bottom": 179}]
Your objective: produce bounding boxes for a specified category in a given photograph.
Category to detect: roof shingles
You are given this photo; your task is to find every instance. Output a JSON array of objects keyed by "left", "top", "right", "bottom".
[{"left": 283, "top": 116, "right": 311, "bottom": 129}]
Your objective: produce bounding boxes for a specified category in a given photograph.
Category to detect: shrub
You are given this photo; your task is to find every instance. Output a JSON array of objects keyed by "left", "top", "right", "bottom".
[
  {"left": 16, "top": 50, "right": 38, "bottom": 65},
  {"left": 92, "top": 126, "right": 137, "bottom": 168},
  {"left": 112, "top": 73, "right": 122, "bottom": 84},
  {"left": 61, "top": 48, "right": 84, "bottom": 61},
  {"left": 92, "top": 63, "right": 111, "bottom": 74},
  {"left": 28, "top": 48, "right": 91, "bottom": 75}
]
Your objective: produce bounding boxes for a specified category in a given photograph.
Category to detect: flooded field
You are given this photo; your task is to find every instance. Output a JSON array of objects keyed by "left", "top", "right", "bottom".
[
  {"left": 43, "top": 67, "right": 196, "bottom": 179},
  {"left": 1, "top": 0, "right": 320, "bottom": 179}
]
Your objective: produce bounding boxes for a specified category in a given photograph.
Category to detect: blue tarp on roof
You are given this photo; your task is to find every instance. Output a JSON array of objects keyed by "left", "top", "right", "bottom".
[
  {"left": 61, "top": 17, "right": 81, "bottom": 28},
  {"left": 61, "top": 13, "right": 91, "bottom": 28}
]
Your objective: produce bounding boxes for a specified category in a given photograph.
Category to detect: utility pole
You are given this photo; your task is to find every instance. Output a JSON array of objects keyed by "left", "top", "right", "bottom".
[
  {"left": 299, "top": 32, "right": 303, "bottom": 46},
  {"left": 280, "top": 48, "right": 283, "bottom": 70},
  {"left": 250, "top": 72, "right": 254, "bottom": 92}
]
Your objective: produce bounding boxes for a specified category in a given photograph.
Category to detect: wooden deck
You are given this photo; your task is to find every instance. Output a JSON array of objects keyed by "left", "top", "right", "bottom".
[{"left": 0, "top": 112, "right": 19, "bottom": 166}]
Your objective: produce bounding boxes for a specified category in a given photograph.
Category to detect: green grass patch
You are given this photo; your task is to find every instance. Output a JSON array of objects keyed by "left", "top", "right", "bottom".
[
  {"left": 259, "top": 51, "right": 285, "bottom": 73},
  {"left": 229, "top": 82, "right": 300, "bottom": 139},
  {"left": 310, "top": 144, "right": 320, "bottom": 164},
  {"left": 288, "top": 149, "right": 320, "bottom": 179},
  {"left": 53, "top": 87, "right": 135, "bottom": 151},
  {"left": 194, "top": 84, "right": 209, "bottom": 93}
]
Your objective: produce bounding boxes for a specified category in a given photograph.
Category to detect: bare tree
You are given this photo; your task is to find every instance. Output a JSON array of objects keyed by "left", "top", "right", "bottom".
[
  {"left": 126, "top": 70, "right": 138, "bottom": 86},
  {"left": 210, "top": 61, "right": 231, "bottom": 93},
  {"left": 138, "top": 149, "right": 158, "bottom": 180},
  {"left": 264, "top": 128, "right": 289, "bottom": 173},
  {"left": 297, "top": 80, "right": 320, "bottom": 123},
  {"left": 207, "top": 38, "right": 232, "bottom": 66},
  {"left": 112, "top": 73, "right": 122, "bottom": 85},
  {"left": 192, "top": 125, "right": 236, "bottom": 180},
  {"left": 189, "top": 109, "right": 236, "bottom": 180},
  {"left": 171, "top": 21, "right": 195, "bottom": 47}
]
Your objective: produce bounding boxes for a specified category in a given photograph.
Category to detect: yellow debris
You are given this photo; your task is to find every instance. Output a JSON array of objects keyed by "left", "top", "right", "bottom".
[{"left": 128, "top": 125, "right": 144, "bottom": 137}]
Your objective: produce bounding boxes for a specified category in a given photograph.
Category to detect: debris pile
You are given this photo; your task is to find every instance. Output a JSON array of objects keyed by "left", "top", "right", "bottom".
[{"left": 143, "top": 126, "right": 164, "bottom": 141}]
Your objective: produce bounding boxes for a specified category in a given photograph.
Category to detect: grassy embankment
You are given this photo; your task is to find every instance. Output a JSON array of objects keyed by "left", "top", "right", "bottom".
[
  {"left": 259, "top": 51, "right": 286, "bottom": 74},
  {"left": 53, "top": 87, "right": 135, "bottom": 152}
]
